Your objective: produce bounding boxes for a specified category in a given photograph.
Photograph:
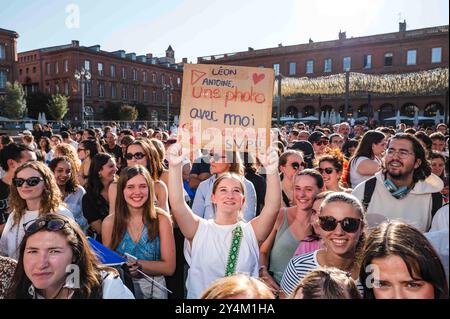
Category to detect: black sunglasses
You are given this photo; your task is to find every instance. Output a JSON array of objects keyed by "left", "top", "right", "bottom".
[
  {"left": 318, "top": 216, "right": 362, "bottom": 233},
  {"left": 209, "top": 153, "right": 227, "bottom": 162},
  {"left": 23, "top": 217, "right": 68, "bottom": 234},
  {"left": 315, "top": 140, "right": 329, "bottom": 146},
  {"left": 291, "top": 162, "right": 303, "bottom": 170},
  {"left": 125, "top": 152, "right": 146, "bottom": 160},
  {"left": 12, "top": 177, "right": 44, "bottom": 187},
  {"left": 317, "top": 167, "right": 335, "bottom": 175}
]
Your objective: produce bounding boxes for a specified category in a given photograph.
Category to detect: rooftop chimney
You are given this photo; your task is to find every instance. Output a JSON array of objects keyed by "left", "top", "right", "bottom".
[
  {"left": 338, "top": 31, "right": 346, "bottom": 40},
  {"left": 71, "top": 40, "right": 79, "bottom": 47},
  {"left": 146, "top": 53, "right": 153, "bottom": 59},
  {"left": 399, "top": 20, "right": 407, "bottom": 32},
  {"left": 248, "top": 47, "right": 254, "bottom": 51},
  {"left": 182, "top": 57, "right": 188, "bottom": 63}
]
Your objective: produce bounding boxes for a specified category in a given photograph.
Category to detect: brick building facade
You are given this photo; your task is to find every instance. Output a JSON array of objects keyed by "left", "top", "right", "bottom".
[
  {"left": 198, "top": 23, "right": 449, "bottom": 124},
  {"left": 17, "top": 41, "right": 183, "bottom": 126},
  {"left": 0, "top": 28, "right": 19, "bottom": 97}
]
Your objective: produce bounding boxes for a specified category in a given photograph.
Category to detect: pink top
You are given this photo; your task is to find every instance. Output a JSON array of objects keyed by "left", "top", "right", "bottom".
[{"left": 293, "top": 236, "right": 321, "bottom": 257}]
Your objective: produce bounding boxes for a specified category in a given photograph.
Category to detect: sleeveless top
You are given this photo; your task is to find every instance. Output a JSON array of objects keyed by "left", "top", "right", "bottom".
[
  {"left": 116, "top": 226, "right": 161, "bottom": 261},
  {"left": 268, "top": 207, "right": 300, "bottom": 283}
]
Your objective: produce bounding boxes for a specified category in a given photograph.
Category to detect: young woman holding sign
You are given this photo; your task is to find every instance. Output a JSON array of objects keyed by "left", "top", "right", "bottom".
[{"left": 167, "top": 143, "right": 281, "bottom": 299}]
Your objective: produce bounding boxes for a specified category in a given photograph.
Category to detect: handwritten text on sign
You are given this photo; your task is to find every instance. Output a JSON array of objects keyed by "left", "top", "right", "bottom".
[{"left": 179, "top": 64, "right": 274, "bottom": 153}]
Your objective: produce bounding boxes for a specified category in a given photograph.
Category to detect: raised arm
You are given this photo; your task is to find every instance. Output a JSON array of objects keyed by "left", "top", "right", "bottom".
[
  {"left": 250, "top": 148, "right": 281, "bottom": 242},
  {"left": 167, "top": 143, "right": 200, "bottom": 241}
]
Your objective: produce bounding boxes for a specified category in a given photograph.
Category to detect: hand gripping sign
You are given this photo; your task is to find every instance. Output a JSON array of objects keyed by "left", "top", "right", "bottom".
[{"left": 178, "top": 64, "right": 275, "bottom": 161}]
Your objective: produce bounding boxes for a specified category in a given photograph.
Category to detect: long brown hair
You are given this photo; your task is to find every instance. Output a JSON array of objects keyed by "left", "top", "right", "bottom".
[
  {"left": 49, "top": 156, "right": 81, "bottom": 194},
  {"left": 9, "top": 161, "right": 64, "bottom": 226},
  {"left": 126, "top": 139, "right": 162, "bottom": 181},
  {"left": 7, "top": 213, "right": 117, "bottom": 299},
  {"left": 111, "top": 165, "right": 169, "bottom": 250}
]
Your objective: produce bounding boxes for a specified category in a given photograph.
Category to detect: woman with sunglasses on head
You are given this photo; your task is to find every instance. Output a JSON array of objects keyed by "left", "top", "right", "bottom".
[
  {"left": 108, "top": 139, "right": 169, "bottom": 215},
  {"left": 6, "top": 214, "right": 134, "bottom": 299},
  {"left": 280, "top": 192, "right": 366, "bottom": 298},
  {"left": 102, "top": 165, "right": 175, "bottom": 299},
  {"left": 360, "top": 221, "right": 448, "bottom": 299},
  {"left": 167, "top": 143, "right": 281, "bottom": 299},
  {"left": 192, "top": 150, "right": 257, "bottom": 223},
  {"left": 54, "top": 143, "right": 81, "bottom": 174},
  {"left": 346, "top": 130, "right": 386, "bottom": 188},
  {"left": 278, "top": 150, "right": 304, "bottom": 208},
  {"left": 49, "top": 156, "right": 88, "bottom": 233},
  {"left": 82, "top": 153, "right": 118, "bottom": 242},
  {"left": 259, "top": 169, "right": 323, "bottom": 295},
  {"left": 77, "top": 139, "right": 103, "bottom": 187},
  {"left": 317, "top": 151, "right": 352, "bottom": 193},
  {"left": 0, "top": 161, "right": 73, "bottom": 260}
]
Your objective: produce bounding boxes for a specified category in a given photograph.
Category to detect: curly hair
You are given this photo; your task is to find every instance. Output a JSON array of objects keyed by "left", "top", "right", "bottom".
[
  {"left": 54, "top": 143, "right": 81, "bottom": 173},
  {"left": 9, "top": 161, "right": 63, "bottom": 227},
  {"left": 318, "top": 149, "right": 345, "bottom": 173},
  {"left": 49, "top": 156, "right": 81, "bottom": 194}
]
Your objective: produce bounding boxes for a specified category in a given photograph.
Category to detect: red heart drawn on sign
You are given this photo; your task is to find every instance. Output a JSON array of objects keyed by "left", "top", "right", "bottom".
[{"left": 252, "top": 73, "right": 265, "bottom": 85}]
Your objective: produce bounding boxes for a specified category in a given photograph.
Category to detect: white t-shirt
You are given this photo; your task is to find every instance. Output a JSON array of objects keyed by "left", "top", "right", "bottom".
[
  {"left": 184, "top": 219, "right": 259, "bottom": 299},
  {"left": 0, "top": 206, "right": 74, "bottom": 260},
  {"left": 430, "top": 205, "right": 449, "bottom": 232},
  {"left": 349, "top": 156, "right": 381, "bottom": 188}
]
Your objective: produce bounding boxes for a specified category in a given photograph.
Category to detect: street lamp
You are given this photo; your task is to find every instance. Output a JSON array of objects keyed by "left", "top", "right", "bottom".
[
  {"left": 163, "top": 84, "right": 174, "bottom": 130},
  {"left": 74, "top": 67, "right": 91, "bottom": 129}
]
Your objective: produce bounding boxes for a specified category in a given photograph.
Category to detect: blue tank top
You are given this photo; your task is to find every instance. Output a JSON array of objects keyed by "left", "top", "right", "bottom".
[{"left": 116, "top": 226, "right": 161, "bottom": 261}]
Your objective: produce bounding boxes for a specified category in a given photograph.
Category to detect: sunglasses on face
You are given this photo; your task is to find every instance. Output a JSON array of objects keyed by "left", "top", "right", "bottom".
[
  {"left": 12, "top": 176, "right": 44, "bottom": 187},
  {"left": 318, "top": 216, "right": 362, "bottom": 233},
  {"left": 317, "top": 167, "right": 335, "bottom": 175},
  {"left": 315, "top": 140, "right": 329, "bottom": 146},
  {"left": 209, "top": 153, "right": 227, "bottom": 162},
  {"left": 125, "top": 152, "right": 146, "bottom": 160},
  {"left": 291, "top": 162, "right": 303, "bottom": 170},
  {"left": 23, "top": 217, "right": 68, "bottom": 234}
]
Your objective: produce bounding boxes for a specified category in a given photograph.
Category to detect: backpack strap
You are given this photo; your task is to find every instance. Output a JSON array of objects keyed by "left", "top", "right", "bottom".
[
  {"left": 362, "top": 177, "right": 377, "bottom": 211},
  {"left": 431, "top": 192, "right": 443, "bottom": 218}
]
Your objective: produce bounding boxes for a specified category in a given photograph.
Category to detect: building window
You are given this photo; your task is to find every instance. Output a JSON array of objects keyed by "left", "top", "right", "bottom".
[
  {"left": 273, "top": 63, "right": 280, "bottom": 76},
  {"left": 152, "top": 73, "right": 156, "bottom": 83},
  {"left": 111, "top": 84, "right": 116, "bottom": 99},
  {"left": 33, "top": 66, "right": 36, "bottom": 73},
  {"left": 161, "top": 74, "right": 165, "bottom": 85},
  {"left": 64, "top": 60, "right": 69, "bottom": 73},
  {"left": 432, "top": 47, "right": 442, "bottom": 63},
  {"left": 122, "top": 86, "right": 127, "bottom": 99},
  {"left": 0, "top": 44, "right": 5, "bottom": 59},
  {"left": 143, "top": 71, "right": 147, "bottom": 82},
  {"left": 0, "top": 70, "right": 7, "bottom": 89},
  {"left": 19, "top": 69, "right": 23, "bottom": 76},
  {"left": 324, "top": 58, "right": 332, "bottom": 73},
  {"left": 343, "top": 57, "right": 351, "bottom": 71},
  {"left": 64, "top": 81, "right": 69, "bottom": 96},
  {"left": 55, "top": 62, "right": 59, "bottom": 74},
  {"left": 99, "top": 82, "right": 105, "bottom": 98},
  {"left": 46, "top": 63, "right": 51, "bottom": 75},
  {"left": 133, "top": 69, "right": 138, "bottom": 81},
  {"left": 384, "top": 53, "right": 393, "bottom": 66},
  {"left": 177, "top": 77, "right": 181, "bottom": 87},
  {"left": 306, "top": 60, "right": 314, "bottom": 74},
  {"left": 98, "top": 62, "right": 104, "bottom": 76},
  {"left": 288, "top": 62, "right": 296, "bottom": 75},
  {"left": 363, "top": 55, "right": 372, "bottom": 69},
  {"left": 121, "top": 67, "right": 126, "bottom": 79},
  {"left": 84, "top": 60, "right": 91, "bottom": 71},
  {"left": 85, "top": 82, "right": 92, "bottom": 97},
  {"left": 406, "top": 50, "right": 417, "bottom": 65},
  {"left": 152, "top": 90, "right": 157, "bottom": 102},
  {"left": 133, "top": 87, "right": 137, "bottom": 101},
  {"left": 55, "top": 84, "right": 60, "bottom": 94},
  {"left": 143, "top": 89, "right": 148, "bottom": 102},
  {"left": 110, "top": 64, "right": 116, "bottom": 78}
]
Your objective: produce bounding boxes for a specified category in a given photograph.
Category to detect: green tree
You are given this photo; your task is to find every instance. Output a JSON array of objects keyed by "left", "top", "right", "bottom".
[
  {"left": 133, "top": 102, "right": 148, "bottom": 120},
  {"left": 47, "top": 94, "right": 69, "bottom": 121},
  {"left": 119, "top": 104, "right": 138, "bottom": 121},
  {"left": 2, "top": 81, "right": 27, "bottom": 119},
  {"left": 26, "top": 91, "right": 51, "bottom": 119}
]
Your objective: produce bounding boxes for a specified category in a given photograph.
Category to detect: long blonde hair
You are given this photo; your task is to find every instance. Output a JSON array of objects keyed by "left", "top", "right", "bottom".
[{"left": 9, "top": 161, "right": 63, "bottom": 226}]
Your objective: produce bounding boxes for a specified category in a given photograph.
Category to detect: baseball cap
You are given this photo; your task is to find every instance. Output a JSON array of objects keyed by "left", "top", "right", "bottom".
[{"left": 308, "top": 131, "right": 327, "bottom": 144}]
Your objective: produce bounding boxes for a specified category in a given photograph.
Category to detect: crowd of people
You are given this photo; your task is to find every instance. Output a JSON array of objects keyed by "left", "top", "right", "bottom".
[{"left": 0, "top": 120, "right": 448, "bottom": 299}]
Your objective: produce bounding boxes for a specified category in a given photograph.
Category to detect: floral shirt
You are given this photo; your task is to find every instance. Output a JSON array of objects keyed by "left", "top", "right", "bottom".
[{"left": 0, "top": 256, "right": 17, "bottom": 299}]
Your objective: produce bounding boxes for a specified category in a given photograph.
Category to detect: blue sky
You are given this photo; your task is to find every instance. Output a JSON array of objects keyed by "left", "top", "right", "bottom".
[{"left": 1, "top": 0, "right": 448, "bottom": 63}]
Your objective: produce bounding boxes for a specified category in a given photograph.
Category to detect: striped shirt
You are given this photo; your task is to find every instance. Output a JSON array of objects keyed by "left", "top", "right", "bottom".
[{"left": 280, "top": 250, "right": 364, "bottom": 297}]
